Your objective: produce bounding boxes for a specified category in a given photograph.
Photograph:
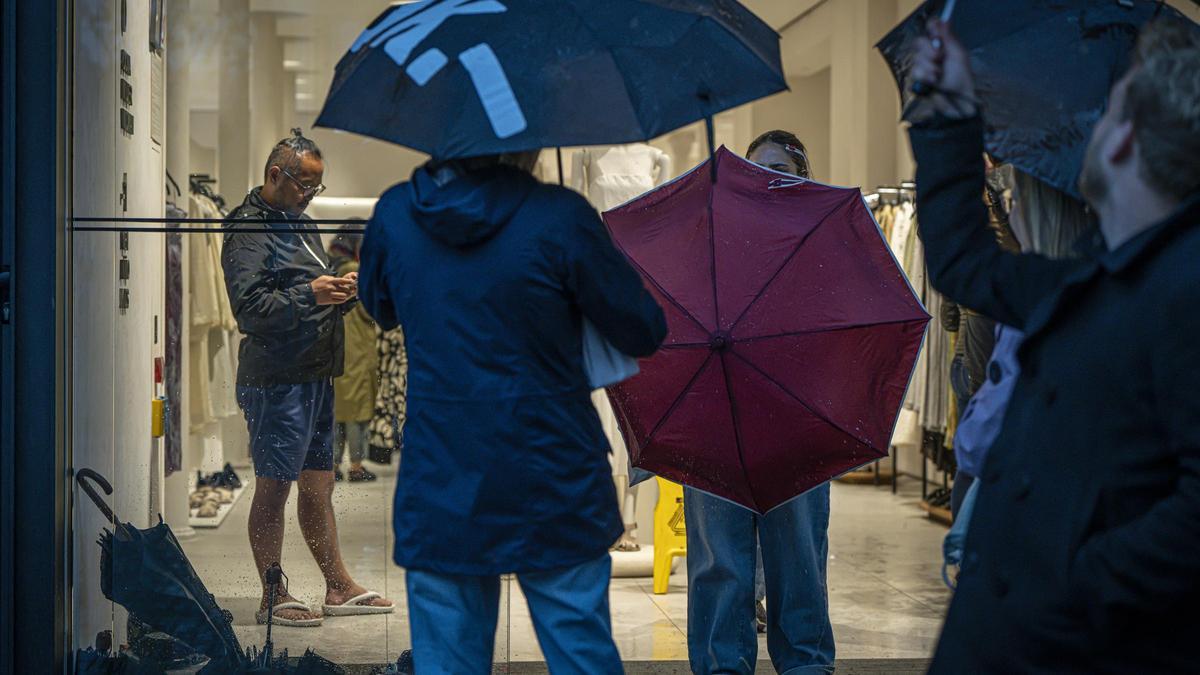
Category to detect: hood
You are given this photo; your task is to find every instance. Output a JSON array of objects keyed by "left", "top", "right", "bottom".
[{"left": 409, "top": 164, "right": 537, "bottom": 248}]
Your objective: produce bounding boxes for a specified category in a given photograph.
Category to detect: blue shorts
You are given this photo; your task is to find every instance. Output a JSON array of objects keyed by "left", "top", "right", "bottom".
[{"left": 236, "top": 379, "right": 335, "bottom": 481}]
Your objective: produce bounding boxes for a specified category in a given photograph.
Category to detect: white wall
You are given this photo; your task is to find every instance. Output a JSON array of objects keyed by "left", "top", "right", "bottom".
[
  {"left": 751, "top": 70, "right": 833, "bottom": 181},
  {"left": 71, "top": 0, "right": 166, "bottom": 649}
]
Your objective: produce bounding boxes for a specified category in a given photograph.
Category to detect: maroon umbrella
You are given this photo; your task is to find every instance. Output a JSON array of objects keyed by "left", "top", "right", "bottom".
[{"left": 603, "top": 147, "right": 929, "bottom": 513}]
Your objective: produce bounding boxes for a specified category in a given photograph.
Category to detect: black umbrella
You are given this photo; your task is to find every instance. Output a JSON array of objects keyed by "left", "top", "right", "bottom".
[
  {"left": 315, "top": 0, "right": 785, "bottom": 160},
  {"left": 877, "top": 0, "right": 1191, "bottom": 198},
  {"left": 75, "top": 469, "right": 246, "bottom": 671}
]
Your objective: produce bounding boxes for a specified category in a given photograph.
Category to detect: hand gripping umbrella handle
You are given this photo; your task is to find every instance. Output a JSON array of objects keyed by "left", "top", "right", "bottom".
[
  {"left": 75, "top": 468, "right": 117, "bottom": 524},
  {"left": 911, "top": 0, "right": 957, "bottom": 96}
]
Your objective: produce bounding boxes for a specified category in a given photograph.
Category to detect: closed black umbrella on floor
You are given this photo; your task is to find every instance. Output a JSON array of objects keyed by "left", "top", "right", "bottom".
[
  {"left": 75, "top": 469, "right": 246, "bottom": 671},
  {"left": 877, "top": 0, "right": 1193, "bottom": 198},
  {"left": 315, "top": 0, "right": 786, "bottom": 159}
]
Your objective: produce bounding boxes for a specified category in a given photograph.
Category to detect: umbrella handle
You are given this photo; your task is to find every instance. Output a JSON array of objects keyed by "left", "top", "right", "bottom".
[{"left": 75, "top": 468, "right": 117, "bottom": 524}]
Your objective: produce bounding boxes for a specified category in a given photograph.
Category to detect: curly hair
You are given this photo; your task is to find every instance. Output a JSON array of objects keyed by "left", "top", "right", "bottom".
[{"left": 1123, "top": 19, "right": 1200, "bottom": 200}]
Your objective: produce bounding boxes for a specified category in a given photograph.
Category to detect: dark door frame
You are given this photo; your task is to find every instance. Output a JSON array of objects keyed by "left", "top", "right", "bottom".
[{"left": 1, "top": 0, "right": 69, "bottom": 672}]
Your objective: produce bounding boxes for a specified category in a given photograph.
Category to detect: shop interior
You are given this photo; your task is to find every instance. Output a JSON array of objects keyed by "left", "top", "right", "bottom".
[{"left": 66, "top": 0, "right": 1198, "bottom": 668}]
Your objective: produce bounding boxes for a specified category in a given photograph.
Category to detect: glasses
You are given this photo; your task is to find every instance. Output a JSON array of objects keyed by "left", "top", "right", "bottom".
[{"left": 279, "top": 167, "right": 326, "bottom": 198}]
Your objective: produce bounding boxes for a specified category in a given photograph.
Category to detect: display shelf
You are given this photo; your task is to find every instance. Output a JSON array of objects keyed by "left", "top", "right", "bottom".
[{"left": 188, "top": 484, "right": 247, "bottom": 529}]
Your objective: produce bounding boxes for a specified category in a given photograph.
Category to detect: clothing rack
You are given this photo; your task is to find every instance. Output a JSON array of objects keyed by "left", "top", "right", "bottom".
[
  {"left": 189, "top": 173, "right": 226, "bottom": 211},
  {"left": 865, "top": 182, "right": 916, "bottom": 206},
  {"left": 864, "top": 180, "right": 958, "bottom": 516}
]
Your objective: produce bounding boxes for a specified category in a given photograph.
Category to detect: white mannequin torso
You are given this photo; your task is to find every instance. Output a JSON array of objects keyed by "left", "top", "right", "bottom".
[{"left": 572, "top": 144, "right": 672, "bottom": 212}]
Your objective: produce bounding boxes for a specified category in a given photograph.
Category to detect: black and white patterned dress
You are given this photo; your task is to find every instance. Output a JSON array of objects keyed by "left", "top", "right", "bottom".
[{"left": 368, "top": 325, "right": 408, "bottom": 459}]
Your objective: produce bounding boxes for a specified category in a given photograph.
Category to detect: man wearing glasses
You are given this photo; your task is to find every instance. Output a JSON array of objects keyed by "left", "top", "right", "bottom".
[{"left": 222, "top": 129, "right": 394, "bottom": 627}]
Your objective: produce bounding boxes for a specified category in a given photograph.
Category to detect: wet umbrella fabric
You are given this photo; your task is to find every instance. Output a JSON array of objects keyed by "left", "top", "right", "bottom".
[
  {"left": 76, "top": 469, "right": 246, "bottom": 670},
  {"left": 603, "top": 148, "right": 930, "bottom": 514},
  {"left": 315, "top": 0, "right": 785, "bottom": 159},
  {"left": 877, "top": 0, "right": 1190, "bottom": 199}
]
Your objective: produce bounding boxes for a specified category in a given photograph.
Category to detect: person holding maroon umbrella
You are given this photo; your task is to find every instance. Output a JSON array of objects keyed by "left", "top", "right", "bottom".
[{"left": 683, "top": 131, "right": 835, "bottom": 675}]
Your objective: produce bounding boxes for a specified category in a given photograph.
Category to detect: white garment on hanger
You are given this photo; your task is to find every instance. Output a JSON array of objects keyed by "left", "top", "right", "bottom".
[
  {"left": 571, "top": 144, "right": 672, "bottom": 212},
  {"left": 187, "top": 194, "right": 240, "bottom": 430}
]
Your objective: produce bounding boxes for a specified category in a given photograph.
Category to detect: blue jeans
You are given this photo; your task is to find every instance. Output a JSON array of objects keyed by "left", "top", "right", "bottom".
[
  {"left": 685, "top": 485, "right": 835, "bottom": 675},
  {"left": 405, "top": 554, "right": 622, "bottom": 674}
]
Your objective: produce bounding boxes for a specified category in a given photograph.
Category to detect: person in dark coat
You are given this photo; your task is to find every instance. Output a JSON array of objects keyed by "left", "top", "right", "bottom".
[
  {"left": 223, "top": 130, "right": 393, "bottom": 627},
  {"left": 907, "top": 18, "right": 1200, "bottom": 673},
  {"left": 357, "top": 151, "right": 666, "bottom": 673}
]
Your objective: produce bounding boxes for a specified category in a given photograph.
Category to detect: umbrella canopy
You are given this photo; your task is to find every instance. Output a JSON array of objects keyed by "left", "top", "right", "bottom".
[
  {"left": 315, "top": 0, "right": 785, "bottom": 159},
  {"left": 76, "top": 469, "right": 245, "bottom": 669},
  {"left": 604, "top": 148, "right": 930, "bottom": 513},
  {"left": 877, "top": 0, "right": 1190, "bottom": 198}
]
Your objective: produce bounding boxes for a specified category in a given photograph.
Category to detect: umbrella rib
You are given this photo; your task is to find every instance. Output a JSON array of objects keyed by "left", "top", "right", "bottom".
[
  {"left": 708, "top": 163, "right": 721, "bottom": 330},
  {"left": 735, "top": 316, "right": 929, "bottom": 344},
  {"left": 718, "top": 351, "right": 762, "bottom": 513},
  {"left": 644, "top": 351, "right": 716, "bottom": 448},
  {"left": 724, "top": 195, "right": 856, "bottom": 334},
  {"left": 728, "top": 349, "right": 880, "bottom": 452}
]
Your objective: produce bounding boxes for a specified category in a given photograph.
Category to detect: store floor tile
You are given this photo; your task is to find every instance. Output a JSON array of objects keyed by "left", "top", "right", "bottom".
[{"left": 181, "top": 462, "right": 950, "bottom": 666}]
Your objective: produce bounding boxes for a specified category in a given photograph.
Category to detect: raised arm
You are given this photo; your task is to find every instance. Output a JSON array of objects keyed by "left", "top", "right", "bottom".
[
  {"left": 910, "top": 118, "right": 1074, "bottom": 328},
  {"left": 906, "top": 19, "right": 1077, "bottom": 328}
]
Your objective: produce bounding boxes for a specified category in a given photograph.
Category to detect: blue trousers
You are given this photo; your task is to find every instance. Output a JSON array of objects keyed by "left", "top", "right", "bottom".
[
  {"left": 405, "top": 554, "right": 622, "bottom": 674},
  {"left": 685, "top": 485, "right": 835, "bottom": 675}
]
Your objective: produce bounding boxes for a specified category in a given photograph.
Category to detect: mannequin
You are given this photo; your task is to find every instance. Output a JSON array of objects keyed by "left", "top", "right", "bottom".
[
  {"left": 572, "top": 144, "right": 672, "bottom": 552},
  {"left": 571, "top": 143, "right": 672, "bottom": 212}
]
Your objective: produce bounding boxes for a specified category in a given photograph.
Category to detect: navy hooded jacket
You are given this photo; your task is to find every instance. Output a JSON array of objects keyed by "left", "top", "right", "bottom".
[{"left": 358, "top": 163, "right": 666, "bottom": 575}]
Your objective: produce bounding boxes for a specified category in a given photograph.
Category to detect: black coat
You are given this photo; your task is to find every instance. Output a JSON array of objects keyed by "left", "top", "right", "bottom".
[
  {"left": 222, "top": 188, "right": 351, "bottom": 386},
  {"left": 911, "top": 117, "right": 1200, "bottom": 674}
]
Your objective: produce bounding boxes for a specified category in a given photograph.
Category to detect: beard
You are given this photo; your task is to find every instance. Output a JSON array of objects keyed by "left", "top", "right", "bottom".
[{"left": 1078, "top": 137, "right": 1109, "bottom": 208}]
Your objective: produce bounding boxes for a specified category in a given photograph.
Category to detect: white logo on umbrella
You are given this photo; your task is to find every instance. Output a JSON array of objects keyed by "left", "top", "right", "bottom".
[{"left": 351, "top": 0, "right": 529, "bottom": 140}]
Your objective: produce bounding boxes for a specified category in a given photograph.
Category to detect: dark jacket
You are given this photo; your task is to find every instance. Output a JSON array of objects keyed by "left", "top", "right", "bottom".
[
  {"left": 912, "top": 116, "right": 1200, "bottom": 674},
  {"left": 358, "top": 164, "right": 666, "bottom": 575},
  {"left": 222, "top": 188, "right": 350, "bottom": 386}
]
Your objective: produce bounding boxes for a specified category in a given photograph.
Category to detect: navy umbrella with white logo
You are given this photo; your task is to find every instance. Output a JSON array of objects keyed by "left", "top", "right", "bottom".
[{"left": 315, "top": 0, "right": 786, "bottom": 159}]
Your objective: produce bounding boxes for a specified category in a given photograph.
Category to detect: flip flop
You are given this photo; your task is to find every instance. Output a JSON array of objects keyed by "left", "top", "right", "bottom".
[
  {"left": 322, "top": 591, "right": 394, "bottom": 616},
  {"left": 255, "top": 601, "right": 323, "bottom": 627}
]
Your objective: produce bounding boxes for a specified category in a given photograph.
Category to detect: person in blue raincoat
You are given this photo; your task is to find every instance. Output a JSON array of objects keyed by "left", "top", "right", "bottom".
[{"left": 358, "top": 150, "right": 667, "bottom": 674}]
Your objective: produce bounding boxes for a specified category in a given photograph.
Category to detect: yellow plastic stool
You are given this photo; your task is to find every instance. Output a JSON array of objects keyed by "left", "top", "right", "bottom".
[{"left": 652, "top": 477, "right": 687, "bottom": 594}]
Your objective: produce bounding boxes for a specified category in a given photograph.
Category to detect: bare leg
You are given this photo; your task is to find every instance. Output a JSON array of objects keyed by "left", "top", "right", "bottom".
[
  {"left": 249, "top": 476, "right": 319, "bottom": 621},
  {"left": 296, "top": 469, "right": 392, "bottom": 608}
]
